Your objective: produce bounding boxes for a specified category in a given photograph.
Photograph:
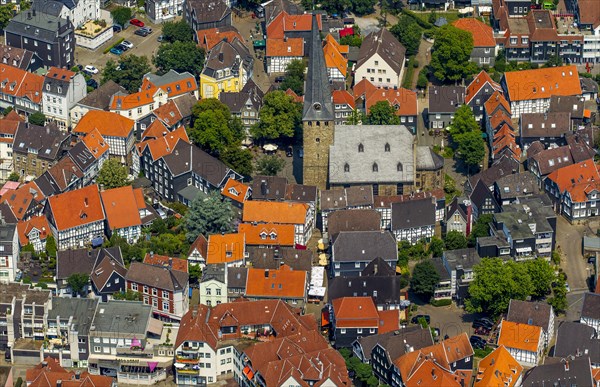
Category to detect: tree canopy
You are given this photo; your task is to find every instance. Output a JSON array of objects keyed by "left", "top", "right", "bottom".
[
  {"left": 102, "top": 55, "right": 151, "bottom": 93},
  {"left": 449, "top": 105, "right": 479, "bottom": 136},
  {"left": 251, "top": 91, "right": 301, "bottom": 142},
  {"left": 0, "top": 5, "right": 14, "bottom": 30},
  {"left": 67, "top": 273, "right": 89, "bottom": 296},
  {"left": 97, "top": 159, "right": 129, "bottom": 189},
  {"left": 468, "top": 214, "right": 492, "bottom": 246},
  {"left": 445, "top": 231, "right": 468, "bottom": 250},
  {"left": 161, "top": 20, "right": 194, "bottom": 43},
  {"left": 153, "top": 41, "right": 205, "bottom": 76},
  {"left": 456, "top": 131, "right": 486, "bottom": 172},
  {"left": 410, "top": 260, "right": 441, "bottom": 299},
  {"left": 279, "top": 59, "right": 306, "bottom": 96},
  {"left": 390, "top": 15, "right": 422, "bottom": 56},
  {"left": 524, "top": 259, "right": 555, "bottom": 298},
  {"left": 111, "top": 7, "right": 132, "bottom": 26},
  {"left": 184, "top": 191, "right": 235, "bottom": 243},
  {"left": 430, "top": 25, "right": 478, "bottom": 82},
  {"left": 28, "top": 112, "right": 46, "bottom": 126},
  {"left": 364, "top": 101, "right": 400, "bottom": 125},
  {"left": 256, "top": 155, "right": 286, "bottom": 176}
]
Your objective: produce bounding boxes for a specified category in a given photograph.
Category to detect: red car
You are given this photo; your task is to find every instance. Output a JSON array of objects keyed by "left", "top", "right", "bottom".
[{"left": 130, "top": 18, "right": 144, "bottom": 27}]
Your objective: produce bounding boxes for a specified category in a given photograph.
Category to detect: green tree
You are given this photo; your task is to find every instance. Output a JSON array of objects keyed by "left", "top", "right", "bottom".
[
  {"left": 113, "top": 289, "right": 142, "bottom": 300},
  {"left": 339, "top": 33, "right": 363, "bottom": 47},
  {"left": 256, "top": 155, "right": 285, "bottom": 176},
  {"left": 525, "top": 258, "right": 555, "bottom": 298},
  {"left": 28, "top": 112, "right": 46, "bottom": 126},
  {"left": 427, "top": 236, "right": 445, "bottom": 257},
  {"left": 543, "top": 54, "right": 563, "bottom": 68},
  {"left": 101, "top": 55, "right": 151, "bottom": 93},
  {"left": 251, "top": 91, "right": 301, "bottom": 141},
  {"left": 547, "top": 273, "right": 567, "bottom": 314},
  {"left": 494, "top": 49, "right": 507, "bottom": 73},
  {"left": 148, "top": 233, "right": 185, "bottom": 255},
  {"left": 0, "top": 5, "right": 14, "bottom": 30},
  {"left": 221, "top": 146, "right": 253, "bottom": 177},
  {"left": 279, "top": 59, "right": 306, "bottom": 95},
  {"left": 417, "top": 68, "right": 428, "bottom": 89},
  {"left": 97, "top": 159, "right": 129, "bottom": 189},
  {"left": 153, "top": 41, "right": 205, "bottom": 75},
  {"left": 45, "top": 235, "right": 57, "bottom": 258},
  {"left": 364, "top": 101, "right": 400, "bottom": 125},
  {"left": 410, "top": 260, "right": 441, "bottom": 299},
  {"left": 468, "top": 214, "right": 492, "bottom": 246},
  {"left": 67, "top": 273, "right": 89, "bottom": 296},
  {"left": 351, "top": 0, "right": 376, "bottom": 15},
  {"left": 456, "top": 131, "right": 486, "bottom": 173},
  {"left": 161, "top": 20, "right": 194, "bottom": 42},
  {"left": 8, "top": 171, "right": 19, "bottom": 182},
  {"left": 347, "top": 109, "right": 364, "bottom": 125},
  {"left": 189, "top": 264, "right": 202, "bottom": 284},
  {"left": 445, "top": 230, "right": 468, "bottom": 250},
  {"left": 15, "top": 378, "right": 23, "bottom": 387},
  {"left": 390, "top": 16, "right": 422, "bottom": 56},
  {"left": 430, "top": 25, "right": 478, "bottom": 82},
  {"left": 184, "top": 191, "right": 235, "bottom": 242},
  {"left": 189, "top": 99, "right": 237, "bottom": 155},
  {"left": 111, "top": 7, "right": 132, "bottom": 26},
  {"left": 449, "top": 105, "right": 479, "bottom": 136},
  {"left": 466, "top": 258, "right": 534, "bottom": 317}
]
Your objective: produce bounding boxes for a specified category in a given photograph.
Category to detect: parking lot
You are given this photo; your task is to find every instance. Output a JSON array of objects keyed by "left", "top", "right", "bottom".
[{"left": 75, "top": 15, "right": 164, "bottom": 79}]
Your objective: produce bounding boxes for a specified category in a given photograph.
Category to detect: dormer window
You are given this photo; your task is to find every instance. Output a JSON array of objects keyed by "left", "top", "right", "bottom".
[
  {"left": 358, "top": 143, "right": 364, "bottom": 152},
  {"left": 384, "top": 143, "right": 390, "bottom": 152},
  {"left": 46, "top": 84, "right": 50, "bottom": 91},
  {"left": 397, "top": 162, "right": 403, "bottom": 172},
  {"left": 260, "top": 232, "right": 267, "bottom": 240},
  {"left": 57, "top": 87, "right": 62, "bottom": 94},
  {"left": 344, "top": 163, "right": 350, "bottom": 172},
  {"left": 269, "top": 232, "right": 277, "bottom": 239},
  {"left": 372, "top": 163, "right": 378, "bottom": 172}
]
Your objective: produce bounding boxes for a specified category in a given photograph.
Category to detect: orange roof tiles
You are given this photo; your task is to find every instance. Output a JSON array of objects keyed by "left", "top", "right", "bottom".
[
  {"left": 485, "top": 91, "right": 511, "bottom": 116},
  {"left": 17, "top": 215, "right": 49, "bottom": 246},
  {"left": 80, "top": 128, "right": 109, "bottom": 160},
  {"left": 27, "top": 357, "right": 114, "bottom": 387},
  {"left": 498, "top": 320, "right": 542, "bottom": 353},
  {"left": 285, "top": 88, "right": 303, "bottom": 103},
  {"left": 206, "top": 232, "right": 245, "bottom": 264},
  {"left": 547, "top": 159, "right": 600, "bottom": 202},
  {"left": 4, "top": 110, "right": 24, "bottom": 122},
  {"left": 377, "top": 309, "right": 400, "bottom": 334},
  {"left": 245, "top": 264, "right": 307, "bottom": 298},
  {"left": 143, "top": 253, "right": 188, "bottom": 272},
  {"left": 489, "top": 110, "right": 514, "bottom": 131},
  {"left": 474, "top": 345, "right": 522, "bottom": 387},
  {"left": 141, "top": 119, "right": 169, "bottom": 140},
  {"left": 238, "top": 223, "right": 295, "bottom": 246},
  {"left": 243, "top": 200, "right": 308, "bottom": 225},
  {"left": 74, "top": 110, "right": 134, "bottom": 138},
  {"left": 133, "top": 187, "right": 146, "bottom": 210},
  {"left": 221, "top": 177, "right": 250, "bottom": 203},
  {"left": 494, "top": 123, "right": 516, "bottom": 140},
  {"left": 188, "top": 233, "right": 208, "bottom": 258},
  {"left": 503, "top": 65, "right": 582, "bottom": 102},
  {"left": 100, "top": 185, "right": 141, "bottom": 230},
  {"left": 366, "top": 87, "right": 418, "bottom": 116},
  {"left": 323, "top": 36, "right": 348, "bottom": 76},
  {"left": 405, "top": 359, "right": 462, "bottom": 387},
  {"left": 137, "top": 125, "right": 190, "bottom": 161},
  {"left": 332, "top": 90, "right": 355, "bottom": 108},
  {"left": 465, "top": 71, "right": 502, "bottom": 104},
  {"left": 0, "top": 64, "right": 44, "bottom": 104},
  {"left": 453, "top": 18, "right": 496, "bottom": 47},
  {"left": 110, "top": 86, "right": 162, "bottom": 110},
  {"left": 325, "top": 34, "right": 349, "bottom": 54},
  {"left": 153, "top": 100, "right": 183, "bottom": 127},
  {"left": 2, "top": 181, "right": 44, "bottom": 221},
  {"left": 354, "top": 78, "right": 378, "bottom": 99},
  {"left": 266, "top": 38, "right": 304, "bottom": 57},
  {"left": 332, "top": 297, "right": 380, "bottom": 328},
  {"left": 267, "top": 12, "right": 322, "bottom": 39},
  {"left": 148, "top": 75, "right": 198, "bottom": 99},
  {"left": 197, "top": 26, "right": 245, "bottom": 51},
  {"left": 45, "top": 66, "right": 76, "bottom": 81},
  {"left": 48, "top": 184, "right": 105, "bottom": 231}
]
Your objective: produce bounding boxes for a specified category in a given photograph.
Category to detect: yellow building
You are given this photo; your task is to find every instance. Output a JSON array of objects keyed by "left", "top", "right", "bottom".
[{"left": 200, "top": 37, "right": 253, "bottom": 99}]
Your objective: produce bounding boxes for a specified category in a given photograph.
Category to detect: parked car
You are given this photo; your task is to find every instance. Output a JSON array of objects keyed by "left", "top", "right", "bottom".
[
  {"left": 112, "top": 25, "right": 122, "bottom": 32},
  {"left": 134, "top": 29, "right": 149, "bottom": 37},
  {"left": 474, "top": 326, "right": 490, "bottom": 336},
  {"left": 588, "top": 256, "right": 596, "bottom": 264},
  {"left": 274, "top": 76, "right": 285, "bottom": 83},
  {"left": 130, "top": 18, "right": 144, "bottom": 27},
  {"left": 470, "top": 335, "right": 486, "bottom": 350},
  {"left": 286, "top": 146, "right": 293, "bottom": 157},
  {"left": 87, "top": 79, "right": 98, "bottom": 89},
  {"left": 472, "top": 319, "right": 494, "bottom": 330},
  {"left": 110, "top": 47, "right": 123, "bottom": 55},
  {"left": 565, "top": 282, "right": 570, "bottom": 292},
  {"left": 140, "top": 27, "right": 153, "bottom": 33},
  {"left": 157, "top": 35, "right": 164, "bottom": 42},
  {"left": 115, "top": 44, "right": 128, "bottom": 51},
  {"left": 121, "top": 40, "right": 134, "bottom": 49},
  {"left": 298, "top": 148, "right": 304, "bottom": 158},
  {"left": 411, "top": 315, "right": 431, "bottom": 325},
  {"left": 84, "top": 65, "right": 98, "bottom": 74}
]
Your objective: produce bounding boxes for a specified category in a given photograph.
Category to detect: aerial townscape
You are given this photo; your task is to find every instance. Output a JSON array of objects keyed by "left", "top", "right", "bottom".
[{"left": 0, "top": 0, "right": 599, "bottom": 384}]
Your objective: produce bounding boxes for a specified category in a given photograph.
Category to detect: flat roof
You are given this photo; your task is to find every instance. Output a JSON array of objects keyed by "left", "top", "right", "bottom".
[
  {"left": 0, "top": 283, "right": 51, "bottom": 305},
  {"left": 48, "top": 298, "right": 99, "bottom": 336},
  {"left": 91, "top": 300, "right": 151, "bottom": 336}
]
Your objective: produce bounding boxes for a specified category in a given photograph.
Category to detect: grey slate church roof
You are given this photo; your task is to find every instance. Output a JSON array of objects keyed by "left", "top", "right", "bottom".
[
  {"left": 302, "top": 14, "right": 334, "bottom": 122},
  {"left": 329, "top": 125, "right": 415, "bottom": 184}
]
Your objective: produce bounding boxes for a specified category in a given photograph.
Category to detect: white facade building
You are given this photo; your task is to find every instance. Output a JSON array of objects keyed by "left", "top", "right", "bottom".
[{"left": 43, "top": 68, "right": 87, "bottom": 131}]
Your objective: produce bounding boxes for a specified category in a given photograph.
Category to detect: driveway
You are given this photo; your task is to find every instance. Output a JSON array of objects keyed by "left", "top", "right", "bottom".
[
  {"left": 555, "top": 216, "right": 589, "bottom": 293},
  {"left": 411, "top": 301, "right": 475, "bottom": 340}
]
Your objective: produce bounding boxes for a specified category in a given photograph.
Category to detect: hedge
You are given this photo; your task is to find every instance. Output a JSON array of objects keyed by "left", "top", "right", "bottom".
[
  {"left": 401, "top": 9, "right": 434, "bottom": 30},
  {"left": 430, "top": 299, "right": 452, "bottom": 307},
  {"left": 103, "top": 38, "right": 125, "bottom": 54}
]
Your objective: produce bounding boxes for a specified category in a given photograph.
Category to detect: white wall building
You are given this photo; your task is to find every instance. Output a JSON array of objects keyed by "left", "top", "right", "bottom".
[{"left": 43, "top": 68, "right": 87, "bottom": 131}]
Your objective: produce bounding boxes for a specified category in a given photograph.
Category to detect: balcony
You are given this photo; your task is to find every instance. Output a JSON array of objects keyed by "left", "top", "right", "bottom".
[
  {"left": 116, "top": 345, "right": 154, "bottom": 358},
  {"left": 175, "top": 356, "right": 200, "bottom": 364},
  {"left": 176, "top": 368, "right": 199, "bottom": 375}
]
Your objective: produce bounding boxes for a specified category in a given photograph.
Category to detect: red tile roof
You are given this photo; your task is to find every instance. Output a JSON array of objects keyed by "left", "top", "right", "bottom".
[
  {"left": 354, "top": 78, "right": 417, "bottom": 116},
  {"left": 197, "top": 26, "right": 245, "bottom": 51},
  {"left": 80, "top": 128, "right": 109, "bottom": 161},
  {"left": 474, "top": 345, "right": 522, "bottom": 387},
  {"left": 143, "top": 253, "right": 188, "bottom": 273},
  {"left": 136, "top": 126, "right": 190, "bottom": 161},
  {"left": 48, "top": 184, "right": 104, "bottom": 231},
  {"left": 27, "top": 357, "right": 114, "bottom": 387},
  {"left": 2, "top": 181, "right": 44, "bottom": 221},
  {"left": 141, "top": 119, "right": 169, "bottom": 140},
  {"left": 141, "top": 74, "right": 198, "bottom": 99},
  {"left": 238, "top": 223, "right": 295, "bottom": 246},
  {"left": 0, "top": 64, "right": 44, "bottom": 104},
  {"left": 498, "top": 320, "right": 542, "bottom": 352},
  {"left": 153, "top": 100, "right": 183, "bottom": 128},
  {"left": 484, "top": 91, "right": 511, "bottom": 116},
  {"left": 323, "top": 35, "right": 348, "bottom": 76},
  {"left": 266, "top": 12, "right": 322, "bottom": 39},
  {"left": 453, "top": 18, "right": 495, "bottom": 47},
  {"left": 245, "top": 264, "right": 307, "bottom": 298},
  {"left": 332, "top": 297, "right": 380, "bottom": 328},
  {"left": 188, "top": 233, "right": 208, "bottom": 258},
  {"left": 285, "top": 88, "right": 303, "bottom": 103},
  {"left": 243, "top": 200, "right": 308, "bottom": 224},
  {"left": 503, "top": 65, "right": 582, "bottom": 102},
  {"left": 266, "top": 38, "right": 304, "bottom": 57},
  {"left": 206, "top": 232, "right": 245, "bottom": 264},
  {"left": 221, "top": 177, "right": 250, "bottom": 203},
  {"left": 45, "top": 67, "right": 76, "bottom": 81},
  {"left": 74, "top": 110, "right": 134, "bottom": 138},
  {"left": 547, "top": 159, "right": 600, "bottom": 202},
  {"left": 465, "top": 71, "right": 502, "bottom": 105},
  {"left": 100, "top": 186, "right": 141, "bottom": 230},
  {"left": 17, "top": 215, "right": 49, "bottom": 246},
  {"left": 110, "top": 86, "right": 162, "bottom": 110},
  {"left": 333, "top": 90, "right": 355, "bottom": 109}
]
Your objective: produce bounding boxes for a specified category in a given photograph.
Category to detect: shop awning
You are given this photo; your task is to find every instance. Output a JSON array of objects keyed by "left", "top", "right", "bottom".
[
  {"left": 147, "top": 318, "right": 163, "bottom": 336},
  {"left": 243, "top": 366, "right": 254, "bottom": 380}
]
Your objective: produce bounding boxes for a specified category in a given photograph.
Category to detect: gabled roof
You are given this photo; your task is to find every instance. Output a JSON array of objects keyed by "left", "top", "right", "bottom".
[
  {"left": 503, "top": 65, "right": 582, "bottom": 102},
  {"left": 332, "top": 90, "right": 355, "bottom": 109},
  {"left": 356, "top": 28, "right": 406, "bottom": 76},
  {"left": 126, "top": 261, "right": 188, "bottom": 292},
  {"left": 331, "top": 231, "right": 397, "bottom": 263},
  {"left": 153, "top": 100, "right": 183, "bottom": 128},
  {"left": 429, "top": 85, "right": 465, "bottom": 114},
  {"left": 80, "top": 128, "right": 109, "bottom": 161},
  {"left": 221, "top": 177, "right": 250, "bottom": 203},
  {"left": 0, "top": 64, "right": 44, "bottom": 104},
  {"left": 391, "top": 198, "right": 436, "bottom": 230},
  {"left": 76, "top": 80, "right": 126, "bottom": 110},
  {"left": 506, "top": 300, "right": 553, "bottom": 332},
  {"left": 141, "top": 70, "right": 198, "bottom": 99},
  {"left": 186, "top": 0, "right": 230, "bottom": 24},
  {"left": 474, "top": 346, "right": 522, "bottom": 387},
  {"left": 44, "top": 156, "right": 83, "bottom": 191},
  {"left": 2, "top": 181, "right": 45, "bottom": 221},
  {"left": 17, "top": 215, "right": 49, "bottom": 246},
  {"left": 465, "top": 71, "right": 502, "bottom": 105},
  {"left": 56, "top": 247, "right": 123, "bottom": 281},
  {"left": 327, "top": 209, "right": 381, "bottom": 237},
  {"left": 188, "top": 233, "right": 208, "bottom": 258},
  {"left": 581, "top": 292, "right": 600, "bottom": 320},
  {"left": 74, "top": 110, "right": 134, "bottom": 138},
  {"left": 498, "top": 320, "right": 542, "bottom": 352},
  {"left": 332, "top": 296, "right": 380, "bottom": 327},
  {"left": 47, "top": 184, "right": 104, "bottom": 231},
  {"left": 100, "top": 186, "right": 142, "bottom": 230},
  {"left": 26, "top": 357, "right": 115, "bottom": 387},
  {"left": 197, "top": 26, "right": 245, "bottom": 51},
  {"left": 554, "top": 322, "right": 600, "bottom": 365},
  {"left": 136, "top": 125, "right": 190, "bottom": 161},
  {"left": 13, "top": 122, "right": 69, "bottom": 161},
  {"left": 243, "top": 200, "right": 308, "bottom": 224},
  {"left": 323, "top": 34, "right": 348, "bottom": 76},
  {"left": 363, "top": 83, "right": 418, "bottom": 117},
  {"left": 245, "top": 264, "right": 307, "bottom": 298},
  {"left": 355, "top": 326, "right": 433, "bottom": 362},
  {"left": 110, "top": 86, "right": 163, "bottom": 111},
  {"left": 238, "top": 223, "right": 295, "bottom": 246},
  {"left": 206, "top": 233, "right": 245, "bottom": 264},
  {"left": 266, "top": 37, "right": 304, "bottom": 57},
  {"left": 91, "top": 254, "right": 127, "bottom": 292},
  {"left": 546, "top": 159, "right": 600, "bottom": 201},
  {"left": 484, "top": 90, "right": 511, "bottom": 116},
  {"left": 522, "top": 356, "right": 593, "bottom": 386},
  {"left": 143, "top": 253, "right": 188, "bottom": 273},
  {"left": 266, "top": 11, "right": 321, "bottom": 39},
  {"left": 453, "top": 18, "right": 495, "bottom": 47}
]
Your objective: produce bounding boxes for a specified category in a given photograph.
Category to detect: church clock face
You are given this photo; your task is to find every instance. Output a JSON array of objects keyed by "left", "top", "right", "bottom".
[{"left": 313, "top": 102, "right": 322, "bottom": 111}]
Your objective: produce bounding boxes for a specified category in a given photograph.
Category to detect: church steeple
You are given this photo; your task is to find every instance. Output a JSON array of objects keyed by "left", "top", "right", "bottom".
[{"left": 302, "top": 14, "right": 334, "bottom": 122}]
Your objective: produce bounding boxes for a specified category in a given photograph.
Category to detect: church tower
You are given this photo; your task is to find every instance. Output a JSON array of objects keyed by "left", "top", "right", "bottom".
[{"left": 302, "top": 13, "right": 334, "bottom": 191}]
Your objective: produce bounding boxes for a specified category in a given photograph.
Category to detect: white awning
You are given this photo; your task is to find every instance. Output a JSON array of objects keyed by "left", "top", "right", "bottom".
[{"left": 147, "top": 318, "right": 163, "bottom": 336}]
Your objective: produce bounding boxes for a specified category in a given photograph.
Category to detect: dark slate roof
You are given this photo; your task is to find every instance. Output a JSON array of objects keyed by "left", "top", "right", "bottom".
[
  {"left": 251, "top": 175, "right": 287, "bottom": 200},
  {"left": 219, "top": 79, "right": 264, "bottom": 113},
  {"left": 356, "top": 326, "right": 434, "bottom": 362},
  {"left": 443, "top": 248, "right": 481, "bottom": 271},
  {"left": 548, "top": 95, "right": 585, "bottom": 119},
  {"left": 172, "top": 93, "right": 197, "bottom": 119},
  {"left": 553, "top": 322, "right": 600, "bottom": 364},
  {"left": 48, "top": 298, "right": 98, "bottom": 335},
  {"left": 469, "top": 179, "right": 500, "bottom": 213},
  {"left": 14, "top": 123, "right": 69, "bottom": 161},
  {"left": 284, "top": 183, "right": 317, "bottom": 203},
  {"left": 390, "top": 198, "right": 435, "bottom": 231},
  {"left": 6, "top": 10, "right": 72, "bottom": 44},
  {"left": 77, "top": 80, "right": 126, "bottom": 110},
  {"left": 162, "top": 141, "right": 232, "bottom": 186},
  {"left": 32, "top": 0, "right": 67, "bottom": 15},
  {"left": 302, "top": 14, "right": 334, "bottom": 122},
  {"left": 522, "top": 356, "right": 593, "bottom": 387},
  {"left": 468, "top": 154, "right": 519, "bottom": 190},
  {"left": 332, "top": 230, "right": 397, "bottom": 263},
  {"left": 520, "top": 112, "right": 571, "bottom": 138},
  {"left": 0, "top": 44, "right": 35, "bottom": 70},
  {"left": 0, "top": 202, "right": 17, "bottom": 224},
  {"left": 203, "top": 38, "right": 252, "bottom": 77},
  {"left": 362, "top": 257, "right": 396, "bottom": 277},
  {"left": 357, "top": 28, "right": 406, "bottom": 76},
  {"left": 227, "top": 266, "right": 247, "bottom": 289},
  {"left": 429, "top": 86, "right": 465, "bottom": 114},
  {"left": 446, "top": 197, "right": 468, "bottom": 222},
  {"left": 565, "top": 134, "right": 596, "bottom": 163},
  {"left": 43, "top": 70, "right": 74, "bottom": 97},
  {"left": 416, "top": 146, "right": 444, "bottom": 171},
  {"left": 264, "top": 0, "right": 301, "bottom": 23},
  {"left": 56, "top": 247, "right": 122, "bottom": 280},
  {"left": 580, "top": 77, "right": 599, "bottom": 94},
  {"left": 327, "top": 209, "right": 381, "bottom": 237},
  {"left": 68, "top": 141, "right": 96, "bottom": 171},
  {"left": 328, "top": 275, "right": 404, "bottom": 305},
  {"left": 126, "top": 261, "right": 188, "bottom": 292},
  {"left": 581, "top": 292, "right": 600, "bottom": 320},
  {"left": 200, "top": 264, "right": 225, "bottom": 283},
  {"left": 430, "top": 257, "right": 451, "bottom": 281},
  {"left": 506, "top": 300, "right": 553, "bottom": 332},
  {"left": 346, "top": 185, "right": 374, "bottom": 207},
  {"left": 187, "top": 0, "right": 231, "bottom": 24},
  {"left": 34, "top": 172, "right": 60, "bottom": 197},
  {"left": 0, "top": 224, "right": 16, "bottom": 255},
  {"left": 494, "top": 172, "right": 540, "bottom": 199},
  {"left": 246, "top": 246, "right": 312, "bottom": 272}
]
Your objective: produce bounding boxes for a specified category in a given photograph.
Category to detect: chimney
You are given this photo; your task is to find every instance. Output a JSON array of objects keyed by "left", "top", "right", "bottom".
[
  {"left": 27, "top": 12, "right": 31, "bottom": 19},
  {"left": 168, "top": 257, "right": 173, "bottom": 268},
  {"left": 32, "top": 8, "right": 36, "bottom": 16},
  {"left": 56, "top": 380, "right": 62, "bottom": 387},
  {"left": 150, "top": 251, "right": 154, "bottom": 258},
  {"left": 565, "top": 361, "right": 569, "bottom": 371},
  {"left": 192, "top": 307, "right": 197, "bottom": 318},
  {"left": 75, "top": 371, "right": 80, "bottom": 380},
  {"left": 42, "top": 361, "right": 48, "bottom": 368},
  {"left": 374, "top": 264, "right": 378, "bottom": 275}
]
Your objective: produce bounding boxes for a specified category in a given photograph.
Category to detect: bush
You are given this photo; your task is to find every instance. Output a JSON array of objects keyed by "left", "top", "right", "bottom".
[
  {"left": 474, "top": 347, "right": 494, "bottom": 358},
  {"left": 430, "top": 299, "right": 452, "bottom": 307},
  {"left": 401, "top": 9, "right": 434, "bottom": 29},
  {"left": 103, "top": 38, "right": 125, "bottom": 54},
  {"left": 15, "top": 377, "right": 23, "bottom": 387},
  {"left": 412, "top": 60, "right": 419, "bottom": 68}
]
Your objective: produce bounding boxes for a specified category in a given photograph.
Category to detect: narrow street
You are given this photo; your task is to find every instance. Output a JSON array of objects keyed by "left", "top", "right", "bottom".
[{"left": 555, "top": 216, "right": 589, "bottom": 293}]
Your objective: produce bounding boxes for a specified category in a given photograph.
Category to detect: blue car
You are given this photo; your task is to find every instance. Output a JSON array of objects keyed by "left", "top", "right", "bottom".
[{"left": 110, "top": 47, "right": 123, "bottom": 55}]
